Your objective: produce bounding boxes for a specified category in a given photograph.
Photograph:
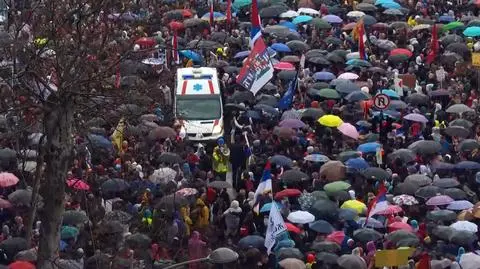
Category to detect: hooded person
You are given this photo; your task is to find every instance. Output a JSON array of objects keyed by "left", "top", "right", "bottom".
[
  {"left": 193, "top": 197, "right": 209, "bottom": 230},
  {"left": 223, "top": 200, "right": 242, "bottom": 238},
  {"left": 188, "top": 231, "right": 207, "bottom": 269},
  {"left": 212, "top": 137, "right": 229, "bottom": 181}
]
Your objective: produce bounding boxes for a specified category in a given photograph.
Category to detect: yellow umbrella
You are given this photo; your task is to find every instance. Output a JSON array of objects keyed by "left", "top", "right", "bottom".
[
  {"left": 341, "top": 199, "right": 367, "bottom": 214},
  {"left": 34, "top": 37, "right": 48, "bottom": 47},
  {"left": 318, "top": 114, "right": 343, "bottom": 127}
]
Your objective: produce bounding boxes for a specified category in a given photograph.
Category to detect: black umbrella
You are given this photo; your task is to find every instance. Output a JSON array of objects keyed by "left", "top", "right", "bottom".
[
  {"left": 405, "top": 174, "right": 432, "bottom": 187},
  {"left": 440, "top": 34, "right": 464, "bottom": 46},
  {"left": 426, "top": 210, "right": 456, "bottom": 222},
  {"left": 325, "top": 36, "right": 342, "bottom": 46},
  {"left": 405, "top": 93, "right": 429, "bottom": 105},
  {"left": 316, "top": 252, "right": 339, "bottom": 264},
  {"left": 356, "top": 3, "right": 377, "bottom": 11},
  {"left": 449, "top": 230, "right": 476, "bottom": 246},
  {"left": 353, "top": 228, "right": 382, "bottom": 243},
  {"left": 223, "top": 66, "right": 240, "bottom": 74},
  {"left": 263, "top": 25, "right": 291, "bottom": 36},
  {"left": 345, "top": 91, "right": 371, "bottom": 102},
  {"left": 309, "top": 199, "right": 338, "bottom": 221},
  {"left": 155, "top": 194, "right": 188, "bottom": 209},
  {"left": 270, "top": 155, "right": 293, "bottom": 167},
  {"left": 301, "top": 108, "right": 324, "bottom": 119},
  {"left": 309, "top": 220, "right": 334, "bottom": 234},
  {"left": 100, "top": 178, "right": 130, "bottom": 194},
  {"left": 387, "top": 149, "right": 416, "bottom": 163},
  {"left": 230, "top": 91, "right": 255, "bottom": 104},
  {"left": 281, "top": 170, "right": 310, "bottom": 184},
  {"left": 104, "top": 210, "right": 132, "bottom": 224},
  {"left": 126, "top": 233, "right": 152, "bottom": 249},
  {"left": 450, "top": 119, "right": 474, "bottom": 129},
  {"left": 277, "top": 248, "right": 304, "bottom": 261},
  {"left": 432, "top": 225, "right": 454, "bottom": 241},
  {"left": 277, "top": 70, "right": 298, "bottom": 80},
  {"left": 311, "top": 241, "right": 340, "bottom": 253},
  {"left": 362, "top": 167, "right": 390, "bottom": 181},
  {"left": 444, "top": 126, "right": 470, "bottom": 138},
  {"left": 443, "top": 188, "right": 467, "bottom": 200},
  {"left": 210, "top": 32, "right": 228, "bottom": 43},
  {"left": 8, "top": 189, "right": 43, "bottom": 207},
  {"left": 326, "top": 53, "right": 344, "bottom": 63},
  {"left": 308, "top": 56, "right": 330, "bottom": 65},
  {"left": 98, "top": 221, "right": 124, "bottom": 235},
  {"left": 334, "top": 80, "right": 360, "bottom": 94},
  {"left": 433, "top": 178, "right": 460, "bottom": 188},
  {"left": 63, "top": 210, "right": 89, "bottom": 225},
  {"left": 394, "top": 182, "right": 419, "bottom": 196},
  {"left": 186, "top": 40, "right": 222, "bottom": 50},
  {"left": 165, "top": 10, "right": 183, "bottom": 20},
  {"left": 386, "top": 230, "right": 418, "bottom": 244},
  {"left": 408, "top": 140, "right": 442, "bottom": 155},
  {"left": 256, "top": 94, "right": 279, "bottom": 107},
  {"left": 157, "top": 152, "right": 183, "bottom": 164},
  {"left": 0, "top": 237, "right": 28, "bottom": 261},
  {"left": 254, "top": 104, "right": 279, "bottom": 117},
  {"left": 208, "top": 181, "right": 232, "bottom": 189},
  {"left": 458, "top": 139, "right": 479, "bottom": 152},
  {"left": 415, "top": 185, "right": 444, "bottom": 199},
  {"left": 238, "top": 235, "right": 265, "bottom": 249},
  {"left": 306, "top": 49, "right": 327, "bottom": 59},
  {"left": 446, "top": 42, "right": 470, "bottom": 56},
  {"left": 224, "top": 103, "right": 247, "bottom": 112},
  {"left": 260, "top": 5, "right": 288, "bottom": 18}
]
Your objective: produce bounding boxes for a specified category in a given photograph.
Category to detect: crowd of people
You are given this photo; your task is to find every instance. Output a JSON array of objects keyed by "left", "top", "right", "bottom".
[{"left": 4, "top": 0, "right": 480, "bottom": 268}]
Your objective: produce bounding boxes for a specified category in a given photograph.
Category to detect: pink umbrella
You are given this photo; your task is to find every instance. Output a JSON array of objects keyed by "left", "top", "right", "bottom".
[
  {"left": 0, "top": 172, "right": 19, "bottom": 187},
  {"left": 426, "top": 195, "right": 454, "bottom": 206},
  {"left": 0, "top": 198, "right": 12, "bottom": 209},
  {"left": 274, "top": 62, "right": 296, "bottom": 71},
  {"left": 326, "top": 230, "right": 345, "bottom": 245},
  {"left": 388, "top": 221, "right": 413, "bottom": 232},
  {"left": 377, "top": 205, "right": 403, "bottom": 215},
  {"left": 337, "top": 122, "right": 359, "bottom": 140},
  {"left": 279, "top": 119, "right": 306, "bottom": 129},
  {"left": 66, "top": 179, "right": 90, "bottom": 191}
]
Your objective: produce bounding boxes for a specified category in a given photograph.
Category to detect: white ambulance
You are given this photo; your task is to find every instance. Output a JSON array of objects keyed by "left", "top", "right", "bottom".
[{"left": 175, "top": 67, "right": 224, "bottom": 141}]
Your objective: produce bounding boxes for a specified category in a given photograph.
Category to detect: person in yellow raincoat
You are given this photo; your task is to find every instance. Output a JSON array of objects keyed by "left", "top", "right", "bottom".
[
  {"left": 212, "top": 137, "right": 229, "bottom": 181},
  {"left": 180, "top": 205, "right": 192, "bottom": 237},
  {"left": 193, "top": 197, "right": 209, "bottom": 231}
]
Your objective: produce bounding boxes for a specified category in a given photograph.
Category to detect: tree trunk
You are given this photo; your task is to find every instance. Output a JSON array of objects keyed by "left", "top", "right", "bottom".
[{"left": 36, "top": 98, "right": 74, "bottom": 269}]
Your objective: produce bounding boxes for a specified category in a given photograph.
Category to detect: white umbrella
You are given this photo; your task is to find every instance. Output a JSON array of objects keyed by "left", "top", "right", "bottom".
[
  {"left": 346, "top": 52, "right": 360, "bottom": 60},
  {"left": 446, "top": 104, "right": 474, "bottom": 114},
  {"left": 460, "top": 253, "right": 480, "bottom": 269},
  {"left": 347, "top": 11, "right": 366, "bottom": 18},
  {"left": 450, "top": 221, "right": 478, "bottom": 233},
  {"left": 412, "top": 24, "right": 431, "bottom": 31},
  {"left": 287, "top": 210, "right": 315, "bottom": 224},
  {"left": 280, "top": 10, "right": 299, "bottom": 18},
  {"left": 297, "top": 8, "right": 320, "bottom": 15},
  {"left": 149, "top": 167, "right": 177, "bottom": 184},
  {"left": 338, "top": 72, "right": 359, "bottom": 80}
]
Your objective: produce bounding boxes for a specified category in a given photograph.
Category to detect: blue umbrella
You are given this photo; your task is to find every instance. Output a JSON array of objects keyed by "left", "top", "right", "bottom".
[
  {"left": 346, "top": 58, "right": 371, "bottom": 67},
  {"left": 271, "top": 43, "right": 291, "bottom": 52},
  {"left": 346, "top": 158, "right": 370, "bottom": 170},
  {"left": 372, "top": 110, "right": 401, "bottom": 118},
  {"left": 339, "top": 208, "right": 358, "bottom": 220},
  {"left": 201, "top": 11, "right": 226, "bottom": 21},
  {"left": 375, "top": 0, "right": 394, "bottom": 4},
  {"left": 234, "top": 50, "right": 251, "bottom": 59},
  {"left": 260, "top": 202, "right": 282, "bottom": 213},
  {"left": 179, "top": 50, "right": 201, "bottom": 62},
  {"left": 439, "top": 15, "right": 455, "bottom": 23},
  {"left": 313, "top": 71, "right": 336, "bottom": 81},
  {"left": 381, "top": 1, "right": 401, "bottom": 8},
  {"left": 447, "top": 200, "right": 473, "bottom": 211},
  {"left": 463, "top": 26, "right": 480, "bottom": 37},
  {"left": 357, "top": 142, "right": 381, "bottom": 153},
  {"left": 279, "top": 21, "right": 297, "bottom": 31},
  {"left": 293, "top": 15, "right": 313, "bottom": 24},
  {"left": 455, "top": 161, "right": 480, "bottom": 170},
  {"left": 322, "top": 14, "right": 343, "bottom": 23},
  {"left": 270, "top": 154, "right": 294, "bottom": 167},
  {"left": 380, "top": 89, "right": 399, "bottom": 98},
  {"left": 309, "top": 220, "right": 334, "bottom": 233},
  {"left": 88, "top": 134, "right": 113, "bottom": 150}
]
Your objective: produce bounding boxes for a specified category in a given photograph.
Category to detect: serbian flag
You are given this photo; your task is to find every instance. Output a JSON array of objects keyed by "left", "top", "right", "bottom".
[
  {"left": 254, "top": 161, "right": 272, "bottom": 204},
  {"left": 426, "top": 24, "right": 438, "bottom": 64},
  {"left": 209, "top": 1, "right": 214, "bottom": 26},
  {"left": 352, "top": 19, "right": 367, "bottom": 60},
  {"left": 226, "top": 0, "right": 232, "bottom": 25},
  {"left": 250, "top": 0, "right": 261, "bottom": 42},
  {"left": 366, "top": 181, "right": 388, "bottom": 219},
  {"left": 172, "top": 31, "right": 179, "bottom": 65}
]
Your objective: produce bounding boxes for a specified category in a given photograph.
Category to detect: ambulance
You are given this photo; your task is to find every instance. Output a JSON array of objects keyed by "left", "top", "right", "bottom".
[{"left": 174, "top": 67, "right": 224, "bottom": 141}]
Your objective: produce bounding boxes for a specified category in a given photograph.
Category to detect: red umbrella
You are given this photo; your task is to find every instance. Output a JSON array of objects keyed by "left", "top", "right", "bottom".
[
  {"left": 135, "top": 37, "right": 156, "bottom": 48},
  {"left": 372, "top": 22, "right": 388, "bottom": 31},
  {"left": 169, "top": 21, "right": 185, "bottom": 31},
  {"left": 182, "top": 9, "right": 193, "bottom": 18},
  {"left": 0, "top": 198, "right": 11, "bottom": 209},
  {"left": 342, "top": 22, "right": 357, "bottom": 31},
  {"left": 390, "top": 48, "right": 413, "bottom": 58},
  {"left": 274, "top": 62, "right": 296, "bottom": 71},
  {"left": 0, "top": 172, "right": 19, "bottom": 187},
  {"left": 377, "top": 205, "right": 403, "bottom": 215},
  {"left": 326, "top": 230, "right": 345, "bottom": 245},
  {"left": 388, "top": 221, "right": 413, "bottom": 232},
  {"left": 285, "top": 223, "right": 302, "bottom": 234},
  {"left": 8, "top": 261, "right": 35, "bottom": 269},
  {"left": 275, "top": 189, "right": 302, "bottom": 200},
  {"left": 67, "top": 179, "right": 91, "bottom": 191}
]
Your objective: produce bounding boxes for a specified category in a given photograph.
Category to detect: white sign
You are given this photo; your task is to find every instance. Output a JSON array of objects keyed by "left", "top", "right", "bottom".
[
  {"left": 373, "top": 94, "right": 391, "bottom": 110},
  {"left": 265, "top": 202, "right": 287, "bottom": 254}
]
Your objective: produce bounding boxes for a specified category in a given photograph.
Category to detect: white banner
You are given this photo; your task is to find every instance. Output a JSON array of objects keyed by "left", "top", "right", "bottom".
[{"left": 265, "top": 202, "right": 287, "bottom": 254}]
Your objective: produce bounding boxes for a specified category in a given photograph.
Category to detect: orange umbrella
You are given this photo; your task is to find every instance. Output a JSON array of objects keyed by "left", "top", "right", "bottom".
[
  {"left": 8, "top": 261, "right": 35, "bottom": 269},
  {"left": 390, "top": 48, "right": 413, "bottom": 58},
  {"left": 285, "top": 223, "right": 302, "bottom": 234}
]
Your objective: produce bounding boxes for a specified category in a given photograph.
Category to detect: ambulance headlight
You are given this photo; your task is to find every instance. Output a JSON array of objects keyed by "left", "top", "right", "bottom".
[{"left": 212, "top": 123, "right": 223, "bottom": 135}]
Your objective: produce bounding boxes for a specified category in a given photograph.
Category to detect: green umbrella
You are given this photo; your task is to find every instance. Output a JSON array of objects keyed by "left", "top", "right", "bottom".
[
  {"left": 310, "top": 18, "right": 332, "bottom": 30},
  {"left": 324, "top": 181, "right": 351, "bottom": 194},
  {"left": 233, "top": 0, "right": 251, "bottom": 8},
  {"left": 443, "top": 21, "right": 465, "bottom": 31},
  {"left": 318, "top": 88, "right": 341, "bottom": 99},
  {"left": 61, "top": 226, "right": 79, "bottom": 240}
]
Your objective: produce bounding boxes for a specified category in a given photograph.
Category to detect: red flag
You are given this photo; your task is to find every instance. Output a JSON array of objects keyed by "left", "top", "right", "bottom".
[
  {"left": 172, "top": 31, "right": 179, "bottom": 65},
  {"left": 209, "top": 1, "right": 214, "bottom": 26},
  {"left": 416, "top": 252, "right": 431, "bottom": 269},
  {"left": 226, "top": 0, "right": 232, "bottom": 25},
  {"left": 426, "top": 24, "right": 438, "bottom": 64},
  {"left": 114, "top": 63, "right": 120, "bottom": 89},
  {"left": 251, "top": 0, "right": 261, "bottom": 39}
]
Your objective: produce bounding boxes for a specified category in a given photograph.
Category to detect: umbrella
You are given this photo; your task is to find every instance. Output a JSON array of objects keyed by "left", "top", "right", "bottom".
[
  {"left": 234, "top": 50, "right": 250, "bottom": 59},
  {"left": 278, "top": 258, "right": 305, "bottom": 268},
  {"left": 381, "top": 1, "right": 401, "bottom": 8},
  {"left": 286, "top": 40, "right": 310, "bottom": 51},
  {"left": 313, "top": 72, "right": 336, "bottom": 81},
  {"left": 338, "top": 254, "right": 367, "bottom": 269},
  {"left": 208, "top": 181, "right": 232, "bottom": 189},
  {"left": 415, "top": 185, "right": 444, "bottom": 199},
  {"left": 279, "top": 119, "right": 306, "bottom": 129},
  {"left": 316, "top": 252, "right": 340, "bottom": 264},
  {"left": 357, "top": 142, "right": 381, "bottom": 153},
  {"left": 304, "top": 154, "right": 330, "bottom": 163},
  {"left": 346, "top": 158, "right": 370, "bottom": 170},
  {"left": 230, "top": 91, "right": 255, "bottom": 103},
  {"left": 238, "top": 235, "right": 264, "bottom": 249},
  {"left": 412, "top": 24, "right": 431, "bottom": 31},
  {"left": 334, "top": 79, "right": 361, "bottom": 94},
  {"left": 100, "top": 178, "right": 129, "bottom": 194},
  {"left": 449, "top": 230, "right": 476, "bottom": 245},
  {"left": 353, "top": 228, "right": 382, "bottom": 243},
  {"left": 260, "top": 202, "right": 283, "bottom": 213},
  {"left": 404, "top": 113, "right": 429, "bottom": 123},
  {"left": 455, "top": 161, "right": 480, "bottom": 170},
  {"left": 310, "top": 18, "right": 332, "bottom": 30},
  {"left": 323, "top": 181, "right": 351, "bottom": 194},
  {"left": 362, "top": 167, "right": 390, "bottom": 181},
  {"left": 357, "top": 3, "right": 377, "bottom": 11},
  {"left": 280, "top": 10, "right": 299, "bottom": 18},
  {"left": 338, "top": 151, "right": 361, "bottom": 162},
  {"left": 459, "top": 139, "right": 480, "bottom": 152},
  {"left": 281, "top": 170, "right": 310, "bottom": 184},
  {"left": 126, "top": 233, "right": 152, "bottom": 249},
  {"left": 0, "top": 198, "right": 11, "bottom": 209},
  {"left": 432, "top": 225, "right": 455, "bottom": 241},
  {"left": 7, "top": 261, "right": 34, "bottom": 269},
  {"left": 301, "top": 108, "right": 324, "bottom": 119},
  {"left": 384, "top": 8, "right": 403, "bottom": 15},
  {"left": 322, "top": 14, "right": 343, "bottom": 23},
  {"left": 179, "top": 50, "right": 202, "bottom": 62},
  {"left": 445, "top": 126, "right": 470, "bottom": 137},
  {"left": 309, "top": 220, "right": 335, "bottom": 233},
  {"left": 63, "top": 210, "right": 88, "bottom": 225},
  {"left": 318, "top": 115, "right": 343, "bottom": 127},
  {"left": 387, "top": 230, "right": 417, "bottom": 243},
  {"left": 293, "top": 15, "right": 313, "bottom": 24},
  {"left": 405, "top": 93, "right": 429, "bottom": 105},
  {"left": 341, "top": 200, "right": 367, "bottom": 214},
  {"left": 320, "top": 161, "right": 346, "bottom": 181},
  {"left": 347, "top": 11, "right": 365, "bottom": 17},
  {"left": 338, "top": 72, "right": 359, "bottom": 80},
  {"left": 405, "top": 174, "right": 432, "bottom": 186},
  {"left": 66, "top": 179, "right": 90, "bottom": 191},
  {"left": 346, "top": 59, "right": 371, "bottom": 67},
  {"left": 281, "top": 55, "right": 301, "bottom": 63},
  {"left": 8, "top": 189, "right": 42, "bottom": 207},
  {"left": 448, "top": 200, "right": 474, "bottom": 211},
  {"left": 451, "top": 221, "right": 478, "bottom": 232},
  {"left": 450, "top": 119, "right": 474, "bottom": 129},
  {"left": 444, "top": 188, "right": 468, "bottom": 200},
  {"left": 277, "top": 248, "right": 304, "bottom": 261},
  {"left": 387, "top": 149, "right": 416, "bottom": 163},
  {"left": 260, "top": 5, "right": 288, "bottom": 18},
  {"left": 104, "top": 210, "right": 132, "bottom": 224},
  {"left": 408, "top": 140, "right": 442, "bottom": 155},
  {"left": 61, "top": 226, "right": 79, "bottom": 240},
  {"left": 393, "top": 195, "right": 419, "bottom": 206},
  {"left": 427, "top": 209, "right": 457, "bottom": 222},
  {"left": 0, "top": 237, "right": 28, "bottom": 261},
  {"left": 463, "top": 26, "right": 480, "bottom": 37},
  {"left": 376, "top": 205, "right": 403, "bottom": 215},
  {"left": 311, "top": 241, "right": 340, "bottom": 253},
  {"left": 271, "top": 43, "right": 292, "bottom": 53},
  {"left": 326, "top": 231, "right": 346, "bottom": 245},
  {"left": 441, "top": 34, "right": 464, "bottom": 45},
  {"left": 446, "top": 104, "right": 474, "bottom": 114},
  {"left": 0, "top": 172, "right": 18, "bottom": 187},
  {"left": 345, "top": 91, "right": 371, "bottom": 102},
  {"left": 317, "top": 88, "right": 340, "bottom": 99},
  {"left": 157, "top": 152, "right": 183, "bottom": 164},
  {"left": 309, "top": 199, "right": 338, "bottom": 220},
  {"left": 148, "top": 126, "right": 177, "bottom": 140},
  {"left": 433, "top": 178, "right": 460, "bottom": 188},
  {"left": 278, "top": 70, "right": 298, "bottom": 80},
  {"left": 426, "top": 195, "right": 455, "bottom": 206},
  {"left": 394, "top": 182, "right": 418, "bottom": 196},
  {"left": 271, "top": 155, "right": 294, "bottom": 167},
  {"left": 287, "top": 211, "right": 315, "bottom": 224},
  {"left": 274, "top": 61, "right": 296, "bottom": 70}
]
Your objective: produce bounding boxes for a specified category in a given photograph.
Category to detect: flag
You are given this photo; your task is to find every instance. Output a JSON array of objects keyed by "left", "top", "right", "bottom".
[
  {"left": 226, "top": 0, "right": 232, "bottom": 25},
  {"left": 352, "top": 19, "right": 367, "bottom": 60},
  {"left": 250, "top": 0, "right": 261, "bottom": 41},
  {"left": 277, "top": 73, "right": 298, "bottom": 110},
  {"left": 237, "top": 35, "right": 274, "bottom": 95},
  {"left": 426, "top": 24, "right": 438, "bottom": 64},
  {"left": 172, "top": 31, "right": 179, "bottom": 65},
  {"left": 366, "top": 181, "right": 388, "bottom": 219},
  {"left": 265, "top": 202, "right": 287, "bottom": 254},
  {"left": 111, "top": 117, "right": 125, "bottom": 154},
  {"left": 416, "top": 252, "right": 431, "bottom": 269},
  {"left": 254, "top": 161, "right": 272, "bottom": 203},
  {"left": 209, "top": 1, "right": 214, "bottom": 26}
]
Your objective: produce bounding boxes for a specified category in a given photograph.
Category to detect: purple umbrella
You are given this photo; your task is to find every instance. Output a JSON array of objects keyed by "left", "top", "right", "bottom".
[
  {"left": 279, "top": 119, "right": 306, "bottom": 129},
  {"left": 313, "top": 72, "right": 336, "bottom": 81},
  {"left": 404, "top": 113, "right": 429, "bottom": 123},
  {"left": 234, "top": 51, "right": 251, "bottom": 59},
  {"left": 322, "top": 14, "right": 343, "bottom": 23},
  {"left": 426, "top": 195, "right": 454, "bottom": 206},
  {"left": 447, "top": 200, "right": 474, "bottom": 211}
]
